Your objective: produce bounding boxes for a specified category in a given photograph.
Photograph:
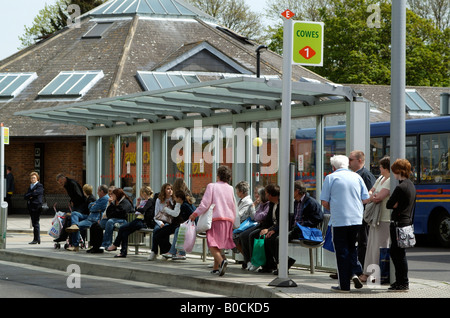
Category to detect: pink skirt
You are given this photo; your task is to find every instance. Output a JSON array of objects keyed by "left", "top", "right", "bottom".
[{"left": 206, "top": 220, "right": 236, "bottom": 250}]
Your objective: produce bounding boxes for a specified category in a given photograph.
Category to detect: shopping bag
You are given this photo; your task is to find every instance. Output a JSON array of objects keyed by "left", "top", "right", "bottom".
[
  {"left": 175, "top": 222, "right": 188, "bottom": 251},
  {"left": 48, "top": 212, "right": 64, "bottom": 238},
  {"left": 233, "top": 217, "right": 258, "bottom": 234},
  {"left": 250, "top": 235, "right": 266, "bottom": 267},
  {"left": 323, "top": 225, "right": 334, "bottom": 252},
  {"left": 296, "top": 222, "right": 323, "bottom": 243},
  {"left": 196, "top": 204, "right": 214, "bottom": 233},
  {"left": 379, "top": 248, "right": 390, "bottom": 284},
  {"left": 183, "top": 220, "right": 197, "bottom": 253}
]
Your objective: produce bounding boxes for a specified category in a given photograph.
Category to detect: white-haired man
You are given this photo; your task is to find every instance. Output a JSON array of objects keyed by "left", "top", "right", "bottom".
[{"left": 320, "top": 155, "right": 370, "bottom": 292}]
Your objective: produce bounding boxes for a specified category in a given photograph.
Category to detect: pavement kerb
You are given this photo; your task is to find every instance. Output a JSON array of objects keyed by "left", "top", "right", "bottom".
[{"left": 0, "top": 249, "right": 282, "bottom": 298}]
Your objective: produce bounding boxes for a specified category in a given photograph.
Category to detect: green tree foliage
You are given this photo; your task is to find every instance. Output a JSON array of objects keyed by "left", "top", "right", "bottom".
[
  {"left": 187, "top": 0, "right": 264, "bottom": 41},
  {"left": 266, "top": 0, "right": 449, "bottom": 87}
]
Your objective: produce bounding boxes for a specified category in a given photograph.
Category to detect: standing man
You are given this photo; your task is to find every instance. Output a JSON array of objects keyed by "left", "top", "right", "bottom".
[
  {"left": 56, "top": 173, "right": 85, "bottom": 212},
  {"left": 320, "top": 155, "right": 370, "bottom": 292},
  {"left": 349, "top": 150, "right": 376, "bottom": 270}
]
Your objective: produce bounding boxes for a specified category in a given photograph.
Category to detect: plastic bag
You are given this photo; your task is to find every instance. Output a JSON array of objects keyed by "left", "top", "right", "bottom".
[
  {"left": 48, "top": 212, "right": 65, "bottom": 238},
  {"left": 183, "top": 220, "right": 197, "bottom": 253},
  {"left": 251, "top": 235, "right": 266, "bottom": 267}
]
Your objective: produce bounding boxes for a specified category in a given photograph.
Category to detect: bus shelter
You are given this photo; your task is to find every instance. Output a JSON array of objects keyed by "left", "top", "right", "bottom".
[{"left": 16, "top": 76, "right": 370, "bottom": 270}]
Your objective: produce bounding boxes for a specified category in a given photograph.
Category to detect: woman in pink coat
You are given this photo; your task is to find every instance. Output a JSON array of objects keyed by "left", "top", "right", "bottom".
[{"left": 189, "top": 165, "right": 236, "bottom": 276}]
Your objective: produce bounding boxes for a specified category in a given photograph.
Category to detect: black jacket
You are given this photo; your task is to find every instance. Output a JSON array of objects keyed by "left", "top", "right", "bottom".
[
  {"left": 260, "top": 201, "right": 280, "bottom": 234},
  {"left": 290, "top": 193, "right": 323, "bottom": 229},
  {"left": 64, "top": 178, "right": 85, "bottom": 211},
  {"left": 24, "top": 182, "right": 44, "bottom": 210},
  {"left": 106, "top": 198, "right": 133, "bottom": 220},
  {"left": 387, "top": 178, "right": 416, "bottom": 226}
]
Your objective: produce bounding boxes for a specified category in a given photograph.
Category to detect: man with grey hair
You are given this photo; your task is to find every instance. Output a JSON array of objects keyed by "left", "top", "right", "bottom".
[{"left": 320, "top": 155, "right": 370, "bottom": 292}]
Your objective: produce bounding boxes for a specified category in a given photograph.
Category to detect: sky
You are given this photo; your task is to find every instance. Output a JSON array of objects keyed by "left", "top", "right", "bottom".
[{"left": 0, "top": 0, "right": 270, "bottom": 61}]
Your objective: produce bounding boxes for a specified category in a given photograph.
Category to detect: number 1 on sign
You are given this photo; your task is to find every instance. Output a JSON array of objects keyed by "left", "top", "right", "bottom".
[{"left": 304, "top": 47, "right": 310, "bottom": 58}]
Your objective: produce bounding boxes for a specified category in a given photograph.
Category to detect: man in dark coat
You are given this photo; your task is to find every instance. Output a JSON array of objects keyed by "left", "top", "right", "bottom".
[
  {"left": 288, "top": 180, "right": 323, "bottom": 241},
  {"left": 56, "top": 173, "right": 85, "bottom": 212}
]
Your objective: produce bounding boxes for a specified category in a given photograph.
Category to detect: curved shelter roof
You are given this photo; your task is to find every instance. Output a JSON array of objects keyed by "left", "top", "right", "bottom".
[{"left": 15, "top": 77, "right": 357, "bottom": 130}]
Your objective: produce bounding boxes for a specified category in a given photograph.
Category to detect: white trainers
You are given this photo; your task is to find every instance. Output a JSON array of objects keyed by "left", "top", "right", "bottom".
[{"left": 147, "top": 251, "right": 156, "bottom": 261}]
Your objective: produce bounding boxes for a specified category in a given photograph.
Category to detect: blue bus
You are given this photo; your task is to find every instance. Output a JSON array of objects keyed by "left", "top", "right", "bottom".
[{"left": 295, "top": 116, "right": 450, "bottom": 247}]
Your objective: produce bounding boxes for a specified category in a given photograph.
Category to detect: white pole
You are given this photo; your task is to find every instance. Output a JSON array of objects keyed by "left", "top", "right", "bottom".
[{"left": 269, "top": 15, "right": 296, "bottom": 287}]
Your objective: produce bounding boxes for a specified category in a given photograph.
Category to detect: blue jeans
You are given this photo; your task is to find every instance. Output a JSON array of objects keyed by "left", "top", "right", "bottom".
[
  {"left": 71, "top": 212, "right": 102, "bottom": 247},
  {"left": 71, "top": 211, "right": 88, "bottom": 225},
  {"left": 100, "top": 218, "right": 127, "bottom": 248}
]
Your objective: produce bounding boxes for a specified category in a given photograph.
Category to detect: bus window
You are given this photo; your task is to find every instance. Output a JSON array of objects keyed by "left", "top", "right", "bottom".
[{"left": 420, "top": 133, "right": 450, "bottom": 183}]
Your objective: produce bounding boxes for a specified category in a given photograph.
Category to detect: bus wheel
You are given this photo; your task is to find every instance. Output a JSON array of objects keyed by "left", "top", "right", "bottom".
[{"left": 432, "top": 211, "right": 450, "bottom": 248}]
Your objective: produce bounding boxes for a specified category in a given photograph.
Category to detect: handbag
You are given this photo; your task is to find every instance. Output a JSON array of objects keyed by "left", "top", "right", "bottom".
[
  {"left": 233, "top": 217, "right": 258, "bottom": 234},
  {"left": 396, "top": 196, "right": 416, "bottom": 248},
  {"left": 155, "top": 211, "right": 173, "bottom": 224},
  {"left": 296, "top": 222, "right": 323, "bottom": 243},
  {"left": 183, "top": 220, "right": 197, "bottom": 253},
  {"left": 396, "top": 225, "right": 416, "bottom": 248},
  {"left": 251, "top": 235, "right": 266, "bottom": 267},
  {"left": 363, "top": 201, "right": 381, "bottom": 226}
]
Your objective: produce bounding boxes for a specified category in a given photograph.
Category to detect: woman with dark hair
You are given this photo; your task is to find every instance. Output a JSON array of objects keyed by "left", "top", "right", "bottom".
[
  {"left": 100, "top": 188, "right": 134, "bottom": 249},
  {"left": 386, "top": 158, "right": 416, "bottom": 292},
  {"left": 148, "top": 183, "right": 174, "bottom": 260},
  {"left": 108, "top": 186, "right": 154, "bottom": 257},
  {"left": 24, "top": 172, "right": 44, "bottom": 244},
  {"left": 189, "top": 165, "right": 236, "bottom": 276}
]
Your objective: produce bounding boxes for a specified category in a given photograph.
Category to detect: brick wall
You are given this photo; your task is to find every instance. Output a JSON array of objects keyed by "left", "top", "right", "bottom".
[{"left": 5, "top": 139, "right": 85, "bottom": 213}]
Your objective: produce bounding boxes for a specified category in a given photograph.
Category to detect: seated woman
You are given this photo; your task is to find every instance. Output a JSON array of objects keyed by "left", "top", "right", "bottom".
[
  {"left": 108, "top": 186, "right": 154, "bottom": 258},
  {"left": 152, "top": 190, "right": 195, "bottom": 260},
  {"left": 161, "top": 190, "right": 196, "bottom": 260},
  {"left": 99, "top": 188, "right": 133, "bottom": 249}
]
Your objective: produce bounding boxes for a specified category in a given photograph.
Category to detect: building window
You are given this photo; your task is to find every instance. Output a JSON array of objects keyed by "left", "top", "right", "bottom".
[
  {"left": 82, "top": 22, "right": 113, "bottom": 39},
  {"left": 405, "top": 89, "right": 433, "bottom": 112},
  {"left": 0, "top": 72, "right": 37, "bottom": 99},
  {"left": 136, "top": 71, "right": 200, "bottom": 91},
  {"left": 38, "top": 70, "right": 104, "bottom": 98}
]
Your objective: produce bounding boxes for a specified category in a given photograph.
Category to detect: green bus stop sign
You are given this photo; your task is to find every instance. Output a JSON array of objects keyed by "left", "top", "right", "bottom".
[{"left": 292, "top": 21, "right": 324, "bottom": 66}]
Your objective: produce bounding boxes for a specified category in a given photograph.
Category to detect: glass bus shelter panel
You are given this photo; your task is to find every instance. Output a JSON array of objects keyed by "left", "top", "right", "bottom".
[
  {"left": 324, "top": 114, "right": 346, "bottom": 175},
  {"left": 120, "top": 134, "right": 137, "bottom": 198},
  {"left": 251, "top": 120, "right": 279, "bottom": 188},
  {"left": 191, "top": 125, "right": 214, "bottom": 203},
  {"left": 291, "top": 116, "right": 317, "bottom": 195},
  {"left": 142, "top": 134, "right": 151, "bottom": 186},
  {"left": 167, "top": 129, "right": 184, "bottom": 185},
  {"left": 420, "top": 132, "right": 450, "bottom": 183},
  {"left": 101, "top": 136, "right": 115, "bottom": 187},
  {"left": 370, "top": 137, "right": 384, "bottom": 176}
]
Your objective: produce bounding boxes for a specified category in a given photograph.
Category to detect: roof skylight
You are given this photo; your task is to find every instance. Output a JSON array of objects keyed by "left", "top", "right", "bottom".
[{"left": 39, "top": 71, "right": 104, "bottom": 98}]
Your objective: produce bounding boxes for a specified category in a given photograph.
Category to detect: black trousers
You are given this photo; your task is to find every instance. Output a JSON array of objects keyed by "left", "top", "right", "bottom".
[
  {"left": 28, "top": 206, "right": 41, "bottom": 242},
  {"left": 390, "top": 223, "right": 409, "bottom": 285},
  {"left": 332, "top": 225, "right": 361, "bottom": 291}
]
